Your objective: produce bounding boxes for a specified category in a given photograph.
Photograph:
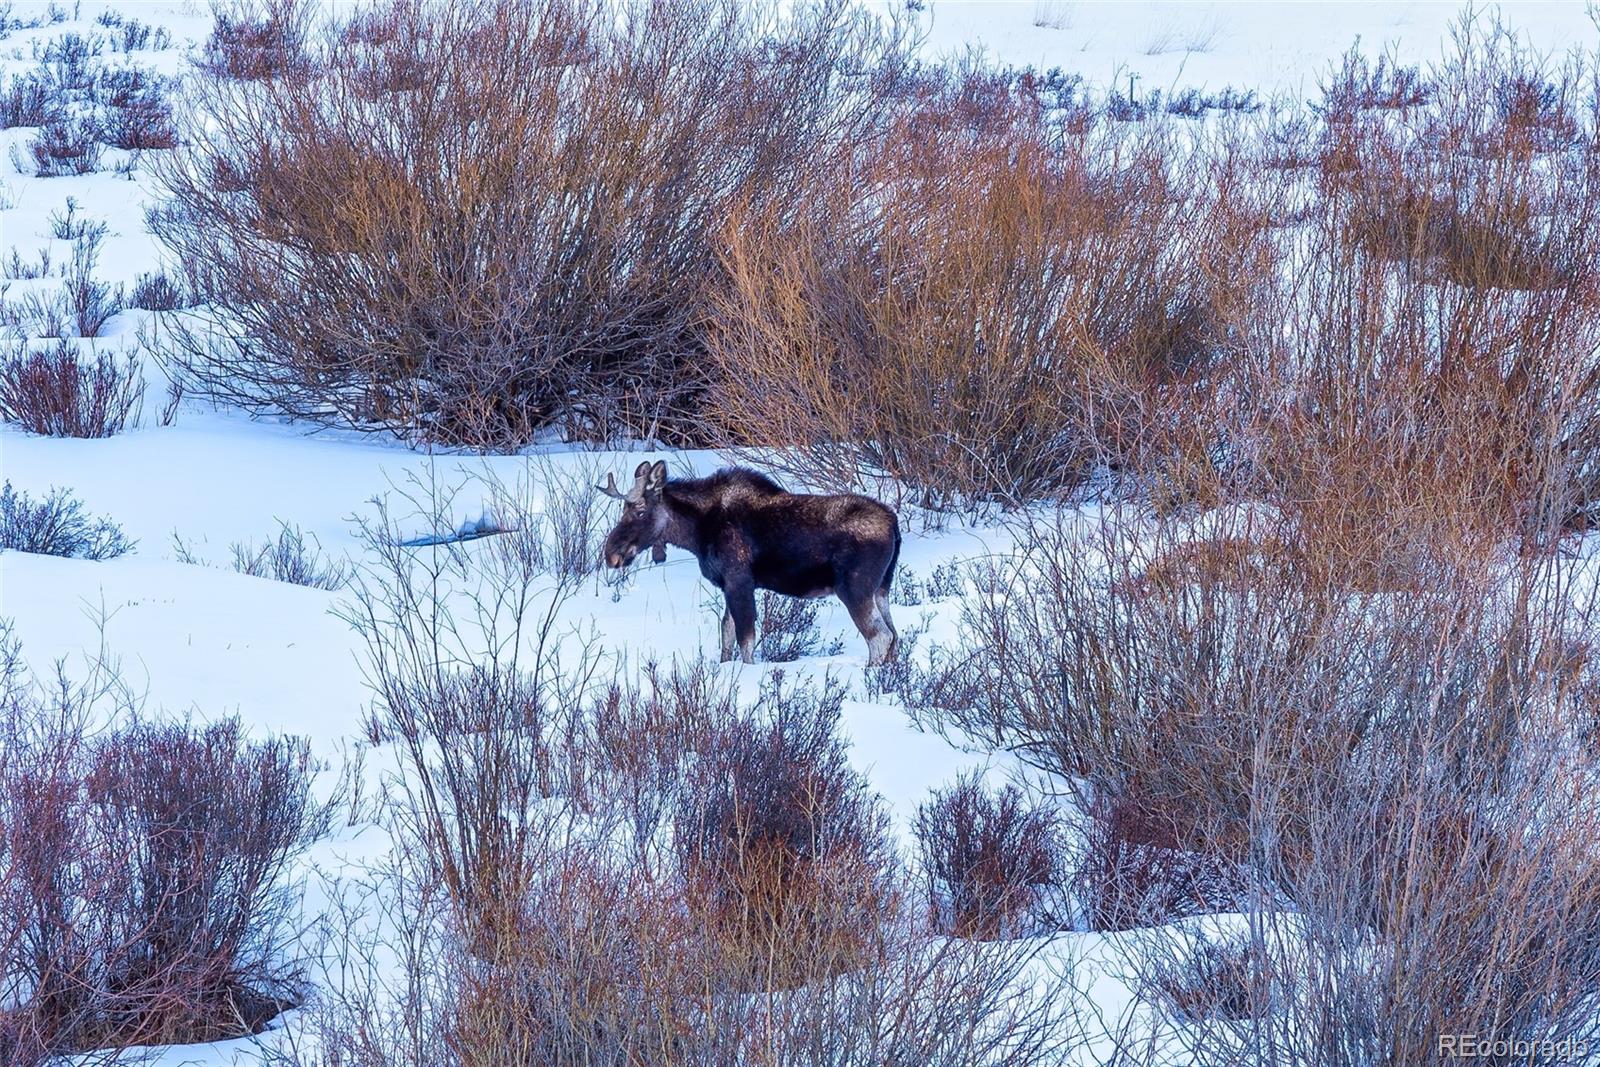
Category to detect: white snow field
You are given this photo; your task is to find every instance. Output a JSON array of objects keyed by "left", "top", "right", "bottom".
[{"left": 2, "top": 1, "right": 1598, "bottom": 1064}]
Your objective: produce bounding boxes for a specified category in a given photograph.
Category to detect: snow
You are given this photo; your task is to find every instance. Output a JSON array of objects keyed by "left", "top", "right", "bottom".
[
  {"left": 2, "top": 1, "right": 1594, "bottom": 1062},
  {"left": 917, "top": 1, "right": 1597, "bottom": 105}
]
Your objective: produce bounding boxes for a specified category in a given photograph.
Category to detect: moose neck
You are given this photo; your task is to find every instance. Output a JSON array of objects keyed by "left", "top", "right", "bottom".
[{"left": 659, "top": 485, "right": 708, "bottom": 555}]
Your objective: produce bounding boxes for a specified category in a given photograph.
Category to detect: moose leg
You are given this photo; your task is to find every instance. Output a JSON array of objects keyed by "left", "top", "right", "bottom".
[
  {"left": 874, "top": 590, "right": 899, "bottom": 661},
  {"left": 845, "top": 592, "right": 895, "bottom": 666},
  {"left": 719, "top": 608, "right": 737, "bottom": 662},
  {"left": 725, "top": 581, "right": 758, "bottom": 665}
]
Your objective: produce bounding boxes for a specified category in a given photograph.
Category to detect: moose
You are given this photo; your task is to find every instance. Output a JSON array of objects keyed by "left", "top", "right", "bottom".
[{"left": 600, "top": 461, "right": 901, "bottom": 665}]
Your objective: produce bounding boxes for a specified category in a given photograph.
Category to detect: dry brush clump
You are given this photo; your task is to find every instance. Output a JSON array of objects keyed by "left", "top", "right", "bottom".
[
  {"left": 1252, "top": 18, "right": 1600, "bottom": 554},
  {"left": 1143, "top": 932, "right": 1275, "bottom": 1027},
  {"left": 0, "top": 338, "right": 142, "bottom": 437},
  {"left": 155, "top": 0, "right": 911, "bottom": 450},
  {"left": 95, "top": 11, "right": 175, "bottom": 55},
  {"left": 1148, "top": 567, "right": 1600, "bottom": 1063},
  {"left": 96, "top": 66, "right": 177, "bottom": 150},
  {"left": 27, "top": 114, "right": 102, "bottom": 176},
  {"left": 0, "top": 71, "right": 55, "bottom": 128},
  {"left": 520, "top": 456, "right": 615, "bottom": 582},
  {"left": 199, "top": 0, "right": 313, "bottom": 82},
  {"left": 914, "top": 502, "right": 1438, "bottom": 864},
  {"left": 670, "top": 671, "right": 895, "bottom": 992},
  {"left": 0, "top": 482, "right": 133, "bottom": 560},
  {"left": 753, "top": 590, "right": 841, "bottom": 662},
  {"left": 173, "top": 522, "right": 351, "bottom": 589},
  {"left": 73, "top": 719, "right": 323, "bottom": 1047},
  {"left": 914, "top": 773, "right": 1064, "bottom": 940},
  {"left": 701, "top": 13, "right": 1600, "bottom": 533},
  {"left": 705, "top": 60, "right": 1281, "bottom": 512},
  {"left": 341, "top": 482, "right": 592, "bottom": 937},
  {"left": 912, "top": 485, "right": 1600, "bottom": 1060},
  {"left": 229, "top": 523, "right": 350, "bottom": 589},
  {"left": 127, "top": 271, "right": 188, "bottom": 312},
  {"left": 0, "top": 633, "right": 325, "bottom": 1061},
  {"left": 1316, "top": 49, "right": 1432, "bottom": 121},
  {"left": 1071, "top": 789, "right": 1244, "bottom": 934}
]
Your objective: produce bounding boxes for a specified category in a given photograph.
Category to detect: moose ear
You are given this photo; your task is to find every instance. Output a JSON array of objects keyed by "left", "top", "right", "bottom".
[
  {"left": 646, "top": 460, "right": 667, "bottom": 490},
  {"left": 633, "top": 461, "right": 651, "bottom": 481}
]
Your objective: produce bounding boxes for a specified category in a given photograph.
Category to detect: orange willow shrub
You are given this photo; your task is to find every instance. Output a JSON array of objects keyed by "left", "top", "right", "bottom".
[
  {"left": 1258, "top": 19, "right": 1600, "bottom": 559},
  {"left": 705, "top": 64, "right": 1280, "bottom": 512},
  {"left": 154, "top": 0, "right": 910, "bottom": 449}
]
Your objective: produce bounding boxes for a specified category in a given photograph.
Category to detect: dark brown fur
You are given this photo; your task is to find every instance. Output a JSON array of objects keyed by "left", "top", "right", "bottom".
[{"left": 601, "top": 463, "right": 901, "bottom": 664}]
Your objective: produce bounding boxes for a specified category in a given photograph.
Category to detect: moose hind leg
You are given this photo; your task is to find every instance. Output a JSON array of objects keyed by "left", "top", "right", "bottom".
[
  {"left": 726, "top": 583, "right": 758, "bottom": 664},
  {"left": 720, "top": 608, "right": 737, "bottom": 663},
  {"left": 847, "top": 594, "right": 894, "bottom": 666},
  {"left": 874, "top": 590, "right": 899, "bottom": 661}
]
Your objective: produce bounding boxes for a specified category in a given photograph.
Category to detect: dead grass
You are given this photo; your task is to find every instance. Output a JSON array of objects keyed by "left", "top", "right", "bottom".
[
  {"left": 173, "top": 522, "right": 350, "bottom": 589},
  {"left": 1031, "top": 2, "right": 1072, "bottom": 31}
]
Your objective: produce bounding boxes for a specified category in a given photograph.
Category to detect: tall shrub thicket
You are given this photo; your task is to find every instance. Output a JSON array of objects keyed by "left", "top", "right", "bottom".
[
  {"left": 154, "top": 0, "right": 910, "bottom": 449},
  {"left": 708, "top": 17, "right": 1600, "bottom": 529},
  {"left": 904, "top": 27, "right": 1600, "bottom": 1020},
  {"left": 1255, "top": 20, "right": 1600, "bottom": 569},
  {"left": 706, "top": 62, "right": 1281, "bottom": 511},
  {"left": 156, "top": 3, "right": 1600, "bottom": 538},
  {"left": 912, "top": 488, "right": 1600, "bottom": 1060}
]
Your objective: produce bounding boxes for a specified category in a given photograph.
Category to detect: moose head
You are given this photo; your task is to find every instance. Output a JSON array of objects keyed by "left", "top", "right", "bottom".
[{"left": 598, "top": 460, "right": 668, "bottom": 568}]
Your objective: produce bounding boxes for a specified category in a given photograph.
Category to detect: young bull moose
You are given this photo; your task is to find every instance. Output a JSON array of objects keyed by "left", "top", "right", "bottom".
[{"left": 599, "top": 461, "right": 901, "bottom": 665}]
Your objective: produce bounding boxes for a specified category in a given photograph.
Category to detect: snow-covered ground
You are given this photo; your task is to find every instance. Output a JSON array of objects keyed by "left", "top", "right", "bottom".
[
  {"left": 3, "top": 1, "right": 1597, "bottom": 1063},
  {"left": 918, "top": 1, "right": 1595, "bottom": 104}
]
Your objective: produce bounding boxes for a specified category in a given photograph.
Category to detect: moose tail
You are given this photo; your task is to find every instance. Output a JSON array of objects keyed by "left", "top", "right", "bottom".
[{"left": 881, "top": 519, "right": 902, "bottom": 593}]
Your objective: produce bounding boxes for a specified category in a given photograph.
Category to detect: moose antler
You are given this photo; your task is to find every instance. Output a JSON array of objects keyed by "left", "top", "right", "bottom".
[{"left": 596, "top": 472, "right": 627, "bottom": 500}]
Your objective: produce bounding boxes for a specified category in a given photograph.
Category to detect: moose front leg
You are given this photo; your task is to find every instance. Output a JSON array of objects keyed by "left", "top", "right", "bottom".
[{"left": 724, "top": 580, "right": 758, "bottom": 664}]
